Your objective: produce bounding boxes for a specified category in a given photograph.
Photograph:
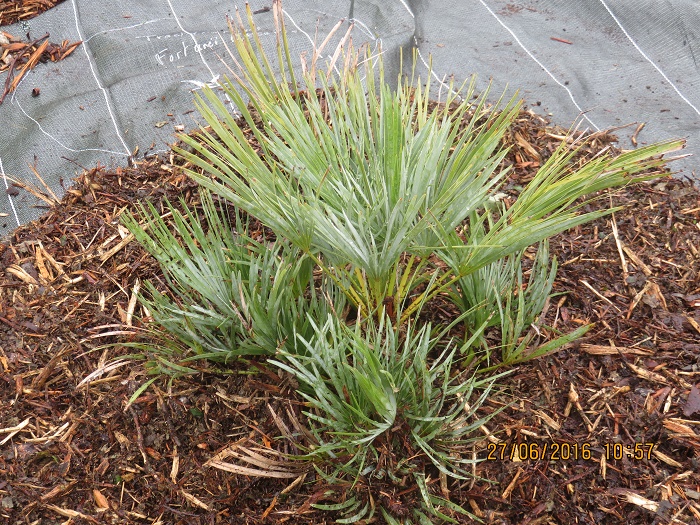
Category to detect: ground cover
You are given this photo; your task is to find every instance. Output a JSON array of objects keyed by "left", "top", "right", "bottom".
[
  {"left": 1, "top": 106, "right": 699, "bottom": 523},
  {"left": 1, "top": 2, "right": 699, "bottom": 524}
]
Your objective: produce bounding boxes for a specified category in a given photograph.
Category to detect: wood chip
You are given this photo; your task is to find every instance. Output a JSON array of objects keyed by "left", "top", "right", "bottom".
[
  {"left": 125, "top": 278, "right": 140, "bottom": 326},
  {"left": 627, "top": 363, "right": 668, "bottom": 385},
  {"left": 580, "top": 279, "right": 622, "bottom": 312},
  {"left": 501, "top": 467, "right": 523, "bottom": 499},
  {"left": 40, "top": 482, "right": 77, "bottom": 502},
  {"left": 622, "top": 246, "right": 653, "bottom": 276},
  {"left": 92, "top": 489, "right": 109, "bottom": 509},
  {"left": 663, "top": 419, "right": 698, "bottom": 437},
  {"left": 652, "top": 449, "right": 683, "bottom": 468},
  {"left": 44, "top": 504, "right": 94, "bottom": 520},
  {"left": 99, "top": 233, "right": 135, "bottom": 263},
  {"left": 630, "top": 122, "right": 645, "bottom": 147},
  {"left": 533, "top": 409, "right": 561, "bottom": 431},
  {"left": 622, "top": 491, "right": 658, "bottom": 512},
  {"left": 6, "top": 264, "right": 38, "bottom": 284},
  {"left": 685, "top": 315, "right": 700, "bottom": 336},
  {"left": 181, "top": 490, "right": 211, "bottom": 510},
  {"left": 582, "top": 344, "right": 653, "bottom": 356},
  {"left": 170, "top": 445, "right": 180, "bottom": 484},
  {"left": 0, "top": 417, "right": 31, "bottom": 445},
  {"left": 280, "top": 473, "right": 307, "bottom": 495}
]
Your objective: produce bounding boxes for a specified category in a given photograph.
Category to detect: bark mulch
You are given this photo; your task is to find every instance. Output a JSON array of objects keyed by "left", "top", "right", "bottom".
[
  {"left": 0, "top": 0, "right": 66, "bottom": 26},
  {"left": 1, "top": 1, "right": 80, "bottom": 105},
  {"left": 1, "top": 110, "right": 700, "bottom": 525}
]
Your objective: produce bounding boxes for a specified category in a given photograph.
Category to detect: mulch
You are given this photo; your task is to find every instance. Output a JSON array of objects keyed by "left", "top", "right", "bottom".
[
  {"left": 2, "top": 2, "right": 698, "bottom": 523},
  {"left": 0, "top": 0, "right": 66, "bottom": 26},
  {"left": 1, "top": 104, "right": 699, "bottom": 525},
  {"left": 1, "top": 1, "right": 80, "bottom": 105}
]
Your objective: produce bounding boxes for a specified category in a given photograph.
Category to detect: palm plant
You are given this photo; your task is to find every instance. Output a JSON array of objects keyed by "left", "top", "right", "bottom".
[
  {"left": 269, "top": 311, "right": 505, "bottom": 522},
  {"left": 121, "top": 189, "right": 345, "bottom": 370},
  {"left": 176, "top": 4, "right": 682, "bottom": 330},
  {"left": 120, "top": 1, "right": 684, "bottom": 522},
  {"left": 175, "top": 9, "right": 523, "bottom": 321}
]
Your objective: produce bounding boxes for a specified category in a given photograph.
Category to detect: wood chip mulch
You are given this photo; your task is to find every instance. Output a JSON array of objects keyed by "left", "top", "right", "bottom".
[
  {"left": 1, "top": 110, "right": 699, "bottom": 524},
  {"left": 0, "top": 0, "right": 66, "bottom": 26},
  {"left": 0, "top": 28, "right": 81, "bottom": 104},
  {"left": 1, "top": 0, "right": 77, "bottom": 105}
]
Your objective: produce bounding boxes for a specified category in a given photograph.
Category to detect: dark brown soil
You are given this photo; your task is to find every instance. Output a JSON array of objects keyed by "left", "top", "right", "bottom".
[{"left": 1, "top": 108, "right": 699, "bottom": 525}]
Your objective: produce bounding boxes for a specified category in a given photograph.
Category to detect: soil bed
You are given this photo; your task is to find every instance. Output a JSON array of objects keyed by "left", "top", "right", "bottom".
[{"left": 1, "top": 106, "right": 699, "bottom": 524}]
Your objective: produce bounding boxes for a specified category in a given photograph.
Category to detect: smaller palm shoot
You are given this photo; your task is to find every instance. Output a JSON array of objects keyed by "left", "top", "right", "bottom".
[
  {"left": 121, "top": 189, "right": 345, "bottom": 370},
  {"left": 269, "top": 311, "right": 507, "bottom": 522}
]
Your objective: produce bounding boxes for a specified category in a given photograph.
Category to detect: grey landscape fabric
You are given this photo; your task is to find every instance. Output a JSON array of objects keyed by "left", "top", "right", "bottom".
[{"left": 1, "top": 0, "right": 698, "bottom": 237}]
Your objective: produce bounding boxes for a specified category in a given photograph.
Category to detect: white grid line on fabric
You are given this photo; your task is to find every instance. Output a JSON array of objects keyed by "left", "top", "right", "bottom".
[
  {"left": 281, "top": 7, "right": 384, "bottom": 82},
  {"left": 84, "top": 18, "right": 167, "bottom": 43},
  {"left": 11, "top": 71, "right": 130, "bottom": 157},
  {"left": 0, "top": 156, "right": 21, "bottom": 227},
  {"left": 396, "top": 0, "right": 414, "bottom": 19},
  {"left": 388, "top": 1, "right": 465, "bottom": 102},
  {"left": 70, "top": 0, "right": 132, "bottom": 155},
  {"left": 597, "top": 0, "right": 700, "bottom": 118},
  {"left": 477, "top": 0, "right": 600, "bottom": 131},
  {"left": 413, "top": 43, "right": 465, "bottom": 102},
  {"left": 165, "top": 0, "right": 232, "bottom": 104},
  {"left": 279, "top": 9, "right": 318, "bottom": 54}
]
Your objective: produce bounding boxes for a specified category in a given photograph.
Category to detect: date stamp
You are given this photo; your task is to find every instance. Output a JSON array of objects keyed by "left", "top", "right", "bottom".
[{"left": 485, "top": 442, "right": 655, "bottom": 461}]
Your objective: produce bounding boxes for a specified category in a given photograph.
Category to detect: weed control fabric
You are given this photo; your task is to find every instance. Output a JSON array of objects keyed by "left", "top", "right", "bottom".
[{"left": 1, "top": 0, "right": 698, "bottom": 236}]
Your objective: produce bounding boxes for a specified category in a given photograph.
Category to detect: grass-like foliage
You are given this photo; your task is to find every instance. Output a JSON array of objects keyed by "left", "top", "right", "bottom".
[
  {"left": 120, "top": 1, "right": 684, "bottom": 521},
  {"left": 121, "top": 190, "right": 345, "bottom": 370},
  {"left": 175, "top": 6, "right": 681, "bottom": 326},
  {"left": 273, "top": 313, "right": 499, "bottom": 475},
  {"left": 269, "top": 312, "right": 507, "bottom": 522}
]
